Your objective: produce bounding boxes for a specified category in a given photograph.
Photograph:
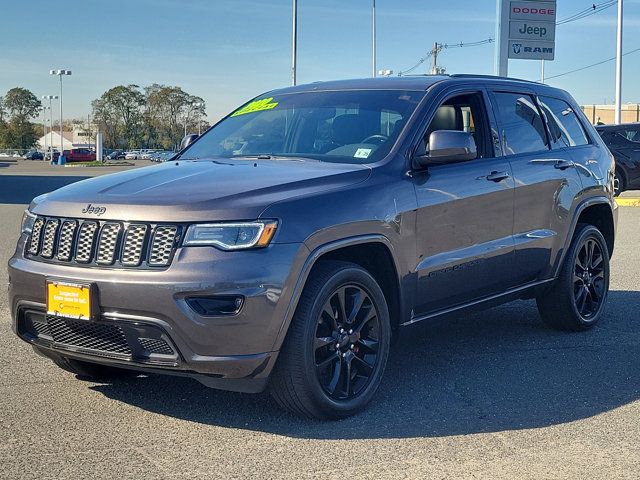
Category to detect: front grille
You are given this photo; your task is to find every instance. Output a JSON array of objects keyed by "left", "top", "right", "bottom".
[
  {"left": 47, "top": 315, "right": 132, "bottom": 355},
  {"left": 20, "top": 310, "right": 180, "bottom": 365},
  {"left": 26, "top": 216, "right": 180, "bottom": 269}
]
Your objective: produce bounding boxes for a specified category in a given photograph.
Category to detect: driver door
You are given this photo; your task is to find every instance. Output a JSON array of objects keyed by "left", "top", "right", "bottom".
[{"left": 411, "top": 89, "right": 516, "bottom": 316}]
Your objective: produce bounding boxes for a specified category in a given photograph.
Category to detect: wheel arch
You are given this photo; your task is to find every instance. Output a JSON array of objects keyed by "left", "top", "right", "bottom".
[
  {"left": 554, "top": 197, "right": 616, "bottom": 278},
  {"left": 271, "top": 235, "right": 404, "bottom": 352}
]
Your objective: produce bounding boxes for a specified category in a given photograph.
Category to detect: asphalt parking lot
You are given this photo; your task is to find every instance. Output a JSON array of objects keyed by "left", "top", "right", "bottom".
[{"left": 1, "top": 160, "right": 639, "bottom": 479}]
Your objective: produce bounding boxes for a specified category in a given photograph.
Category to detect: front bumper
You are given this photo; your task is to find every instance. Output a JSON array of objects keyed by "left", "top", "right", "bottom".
[{"left": 9, "top": 237, "right": 309, "bottom": 392}]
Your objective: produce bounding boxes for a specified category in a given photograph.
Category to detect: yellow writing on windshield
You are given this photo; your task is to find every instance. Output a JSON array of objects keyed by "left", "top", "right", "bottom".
[{"left": 231, "top": 97, "right": 279, "bottom": 117}]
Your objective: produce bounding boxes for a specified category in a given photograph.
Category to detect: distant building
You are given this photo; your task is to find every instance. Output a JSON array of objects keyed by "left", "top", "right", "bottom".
[
  {"left": 38, "top": 131, "right": 73, "bottom": 151},
  {"left": 581, "top": 104, "right": 640, "bottom": 125},
  {"left": 37, "top": 123, "right": 98, "bottom": 151}
]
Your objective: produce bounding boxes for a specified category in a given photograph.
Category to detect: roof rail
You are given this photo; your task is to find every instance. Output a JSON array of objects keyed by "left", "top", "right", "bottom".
[{"left": 449, "top": 73, "right": 541, "bottom": 84}]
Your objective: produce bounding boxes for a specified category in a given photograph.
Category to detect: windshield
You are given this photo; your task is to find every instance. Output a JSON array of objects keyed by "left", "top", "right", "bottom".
[{"left": 179, "top": 89, "right": 423, "bottom": 164}]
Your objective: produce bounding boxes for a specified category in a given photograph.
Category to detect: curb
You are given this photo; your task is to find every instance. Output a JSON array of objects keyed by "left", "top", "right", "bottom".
[{"left": 616, "top": 197, "right": 640, "bottom": 207}]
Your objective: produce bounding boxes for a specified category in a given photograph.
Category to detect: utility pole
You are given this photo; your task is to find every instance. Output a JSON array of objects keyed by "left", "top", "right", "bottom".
[
  {"left": 615, "top": 0, "right": 623, "bottom": 124},
  {"left": 430, "top": 43, "right": 444, "bottom": 74},
  {"left": 291, "top": 0, "right": 297, "bottom": 86}
]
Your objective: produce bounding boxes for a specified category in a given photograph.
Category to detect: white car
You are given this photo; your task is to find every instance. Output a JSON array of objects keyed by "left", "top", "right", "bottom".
[{"left": 125, "top": 150, "right": 141, "bottom": 160}]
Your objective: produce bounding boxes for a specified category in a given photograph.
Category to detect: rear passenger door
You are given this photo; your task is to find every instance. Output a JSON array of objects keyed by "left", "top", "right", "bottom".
[
  {"left": 489, "top": 90, "right": 584, "bottom": 285},
  {"left": 412, "top": 89, "right": 516, "bottom": 316}
]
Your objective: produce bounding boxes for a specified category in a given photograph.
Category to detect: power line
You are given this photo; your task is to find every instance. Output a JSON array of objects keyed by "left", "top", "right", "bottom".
[
  {"left": 397, "top": 2, "right": 616, "bottom": 76},
  {"left": 556, "top": 1, "right": 617, "bottom": 26},
  {"left": 542, "top": 47, "right": 640, "bottom": 81},
  {"left": 397, "top": 38, "right": 493, "bottom": 75}
]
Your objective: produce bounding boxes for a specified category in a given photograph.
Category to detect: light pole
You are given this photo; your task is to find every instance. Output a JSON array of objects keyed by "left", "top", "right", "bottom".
[
  {"left": 615, "top": 0, "right": 623, "bottom": 124},
  {"left": 292, "top": 0, "right": 297, "bottom": 85},
  {"left": 49, "top": 70, "right": 71, "bottom": 156},
  {"left": 372, "top": 0, "right": 377, "bottom": 77},
  {"left": 40, "top": 106, "right": 49, "bottom": 152},
  {"left": 42, "top": 95, "right": 58, "bottom": 156}
]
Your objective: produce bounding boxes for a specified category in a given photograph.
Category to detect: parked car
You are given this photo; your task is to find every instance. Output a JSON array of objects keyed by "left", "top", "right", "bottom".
[
  {"left": 106, "top": 150, "right": 126, "bottom": 160},
  {"left": 24, "top": 151, "right": 44, "bottom": 160},
  {"left": 595, "top": 122, "right": 640, "bottom": 195},
  {"left": 9, "top": 75, "right": 616, "bottom": 419},
  {"left": 125, "top": 150, "right": 141, "bottom": 160},
  {"left": 63, "top": 148, "right": 96, "bottom": 163},
  {"left": 45, "top": 149, "right": 60, "bottom": 162}
]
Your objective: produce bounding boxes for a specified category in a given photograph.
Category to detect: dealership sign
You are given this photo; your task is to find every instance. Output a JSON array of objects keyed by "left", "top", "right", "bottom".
[{"left": 506, "top": 1, "right": 556, "bottom": 61}]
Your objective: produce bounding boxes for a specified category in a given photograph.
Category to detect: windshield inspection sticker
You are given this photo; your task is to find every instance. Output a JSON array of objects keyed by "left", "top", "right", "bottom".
[
  {"left": 231, "top": 97, "right": 279, "bottom": 117},
  {"left": 354, "top": 148, "right": 372, "bottom": 159}
]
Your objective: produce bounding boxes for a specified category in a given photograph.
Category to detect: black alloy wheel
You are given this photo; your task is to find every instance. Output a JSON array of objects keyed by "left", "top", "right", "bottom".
[
  {"left": 573, "top": 237, "right": 607, "bottom": 319},
  {"left": 314, "top": 284, "right": 381, "bottom": 401}
]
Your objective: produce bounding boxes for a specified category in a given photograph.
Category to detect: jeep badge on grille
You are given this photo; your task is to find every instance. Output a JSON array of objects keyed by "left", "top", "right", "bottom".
[{"left": 81, "top": 204, "right": 106, "bottom": 216}]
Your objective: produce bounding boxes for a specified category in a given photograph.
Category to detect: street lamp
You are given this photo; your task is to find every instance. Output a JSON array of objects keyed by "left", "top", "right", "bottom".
[
  {"left": 42, "top": 95, "right": 58, "bottom": 156},
  {"left": 40, "top": 106, "right": 50, "bottom": 153},
  {"left": 49, "top": 70, "right": 71, "bottom": 156}
]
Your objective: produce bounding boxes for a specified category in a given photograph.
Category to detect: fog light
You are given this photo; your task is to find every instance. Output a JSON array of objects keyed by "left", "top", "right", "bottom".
[{"left": 186, "top": 296, "right": 244, "bottom": 316}]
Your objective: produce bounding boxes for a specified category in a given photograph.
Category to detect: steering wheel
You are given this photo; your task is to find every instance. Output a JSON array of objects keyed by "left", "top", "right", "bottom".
[{"left": 360, "top": 134, "right": 388, "bottom": 145}]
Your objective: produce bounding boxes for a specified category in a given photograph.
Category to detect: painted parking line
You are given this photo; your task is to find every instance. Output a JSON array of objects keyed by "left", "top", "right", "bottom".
[{"left": 616, "top": 197, "right": 640, "bottom": 207}]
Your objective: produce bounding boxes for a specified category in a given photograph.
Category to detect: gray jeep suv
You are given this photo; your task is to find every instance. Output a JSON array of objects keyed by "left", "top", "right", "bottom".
[{"left": 9, "top": 75, "right": 617, "bottom": 419}]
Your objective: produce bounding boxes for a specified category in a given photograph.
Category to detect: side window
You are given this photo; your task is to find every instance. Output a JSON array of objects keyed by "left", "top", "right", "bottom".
[
  {"left": 538, "top": 96, "right": 589, "bottom": 148},
  {"left": 492, "top": 92, "right": 548, "bottom": 155},
  {"left": 422, "top": 92, "right": 491, "bottom": 159},
  {"left": 620, "top": 128, "right": 640, "bottom": 143}
]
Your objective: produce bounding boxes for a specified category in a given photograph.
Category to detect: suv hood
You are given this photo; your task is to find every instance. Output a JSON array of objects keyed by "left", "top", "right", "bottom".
[{"left": 30, "top": 158, "right": 371, "bottom": 222}]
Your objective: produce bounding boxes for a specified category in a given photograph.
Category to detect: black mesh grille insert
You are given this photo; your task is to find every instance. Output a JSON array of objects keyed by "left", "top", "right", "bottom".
[
  {"left": 138, "top": 337, "right": 174, "bottom": 355},
  {"left": 47, "top": 315, "right": 132, "bottom": 355}
]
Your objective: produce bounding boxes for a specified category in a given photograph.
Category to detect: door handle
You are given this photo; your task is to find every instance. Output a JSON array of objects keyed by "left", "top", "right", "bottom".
[
  {"left": 485, "top": 171, "right": 510, "bottom": 182},
  {"left": 554, "top": 159, "right": 575, "bottom": 170}
]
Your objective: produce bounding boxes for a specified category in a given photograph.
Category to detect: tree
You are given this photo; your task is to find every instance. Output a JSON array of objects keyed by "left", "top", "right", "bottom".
[
  {"left": 4, "top": 87, "right": 41, "bottom": 122},
  {"left": 92, "top": 85, "right": 144, "bottom": 148},
  {"left": 1, "top": 87, "right": 42, "bottom": 149}
]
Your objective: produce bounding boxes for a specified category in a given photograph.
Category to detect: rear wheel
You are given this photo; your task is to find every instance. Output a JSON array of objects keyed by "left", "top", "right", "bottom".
[
  {"left": 270, "top": 261, "right": 391, "bottom": 419},
  {"left": 536, "top": 224, "right": 610, "bottom": 331}
]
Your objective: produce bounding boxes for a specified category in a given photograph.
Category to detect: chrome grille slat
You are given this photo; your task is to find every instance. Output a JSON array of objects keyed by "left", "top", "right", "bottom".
[
  {"left": 28, "top": 217, "right": 45, "bottom": 255},
  {"left": 96, "top": 223, "right": 121, "bottom": 265},
  {"left": 75, "top": 221, "right": 99, "bottom": 263},
  {"left": 121, "top": 224, "right": 148, "bottom": 266},
  {"left": 56, "top": 220, "right": 77, "bottom": 261},
  {"left": 149, "top": 226, "right": 178, "bottom": 266},
  {"left": 40, "top": 219, "right": 60, "bottom": 258},
  {"left": 26, "top": 216, "right": 178, "bottom": 269}
]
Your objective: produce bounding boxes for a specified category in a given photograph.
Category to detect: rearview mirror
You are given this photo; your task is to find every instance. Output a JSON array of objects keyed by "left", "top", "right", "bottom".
[
  {"left": 179, "top": 134, "right": 199, "bottom": 151},
  {"left": 413, "top": 130, "right": 477, "bottom": 168}
]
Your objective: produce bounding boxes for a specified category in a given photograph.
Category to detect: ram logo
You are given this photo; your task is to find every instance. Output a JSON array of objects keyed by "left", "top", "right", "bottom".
[{"left": 512, "top": 43, "right": 522, "bottom": 54}]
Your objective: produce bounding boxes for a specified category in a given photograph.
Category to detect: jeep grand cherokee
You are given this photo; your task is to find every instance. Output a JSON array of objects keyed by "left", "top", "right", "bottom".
[{"left": 9, "top": 75, "right": 617, "bottom": 419}]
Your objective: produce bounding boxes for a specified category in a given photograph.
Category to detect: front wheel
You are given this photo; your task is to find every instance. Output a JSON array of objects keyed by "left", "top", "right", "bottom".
[
  {"left": 537, "top": 224, "right": 610, "bottom": 331},
  {"left": 270, "top": 261, "right": 391, "bottom": 419}
]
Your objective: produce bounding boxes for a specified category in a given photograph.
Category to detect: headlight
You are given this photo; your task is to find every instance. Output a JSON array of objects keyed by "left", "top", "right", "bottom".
[
  {"left": 21, "top": 210, "right": 37, "bottom": 234},
  {"left": 183, "top": 220, "right": 278, "bottom": 250}
]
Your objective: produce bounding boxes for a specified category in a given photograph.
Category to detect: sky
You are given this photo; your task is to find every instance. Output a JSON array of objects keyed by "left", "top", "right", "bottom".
[{"left": 1, "top": 0, "right": 639, "bottom": 122}]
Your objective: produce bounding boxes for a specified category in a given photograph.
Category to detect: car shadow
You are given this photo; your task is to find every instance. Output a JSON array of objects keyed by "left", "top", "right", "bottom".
[
  {"left": 0, "top": 175, "right": 91, "bottom": 204},
  {"left": 90, "top": 289, "right": 640, "bottom": 439}
]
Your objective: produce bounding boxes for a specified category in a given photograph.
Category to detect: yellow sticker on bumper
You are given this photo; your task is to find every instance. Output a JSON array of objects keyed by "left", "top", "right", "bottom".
[
  {"left": 231, "top": 97, "right": 279, "bottom": 117},
  {"left": 47, "top": 281, "right": 92, "bottom": 319}
]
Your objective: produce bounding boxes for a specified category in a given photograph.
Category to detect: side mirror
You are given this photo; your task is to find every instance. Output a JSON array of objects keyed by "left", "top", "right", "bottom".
[
  {"left": 414, "top": 130, "right": 477, "bottom": 168},
  {"left": 179, "top": 133, "right": 199, "bottom": 151}
]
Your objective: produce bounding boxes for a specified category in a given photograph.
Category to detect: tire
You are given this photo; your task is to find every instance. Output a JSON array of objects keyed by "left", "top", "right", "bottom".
[
  {"left": 613, "top": 169, "right": 626, "bottom": 197},
  {"left": 34, "top": 347, "right": 134, "bottom": 380},
  {"left": 536, "top": 224, "right": 610, "bottom": 331},
  {"left": 270, "top": 261, "right": 391, "bottom": 420}
]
